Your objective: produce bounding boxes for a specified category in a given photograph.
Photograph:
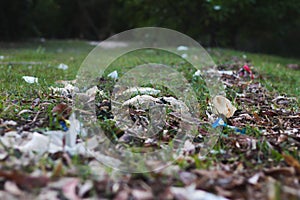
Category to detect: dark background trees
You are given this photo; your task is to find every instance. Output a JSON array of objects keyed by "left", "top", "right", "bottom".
[{"left": 0, "top": 0, "right": 299, "bottom": 57}]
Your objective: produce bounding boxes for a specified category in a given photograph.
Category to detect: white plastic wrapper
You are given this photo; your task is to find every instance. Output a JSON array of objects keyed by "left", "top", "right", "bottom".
[{"left": 22, "top": 76, "right": 38, "bottom": 84}]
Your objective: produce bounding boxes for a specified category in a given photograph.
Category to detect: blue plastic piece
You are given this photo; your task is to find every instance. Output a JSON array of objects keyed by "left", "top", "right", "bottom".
[{"left": 59, "top": 120, "right": 69, "bottom": 131}]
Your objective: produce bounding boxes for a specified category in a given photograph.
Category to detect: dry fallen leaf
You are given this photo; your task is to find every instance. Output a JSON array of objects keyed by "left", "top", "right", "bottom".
[
  {"left": 282, "top": 153, "right": 300, "bottom": 174},
  {"left": 52, "top": 103, "right": 72, "bottom": 119},
  {"left": 0, "top": 170, "right": 49, "bottom": 190},
  {"left": 52, "top": 159, "right": 64, "bottom": 178}
]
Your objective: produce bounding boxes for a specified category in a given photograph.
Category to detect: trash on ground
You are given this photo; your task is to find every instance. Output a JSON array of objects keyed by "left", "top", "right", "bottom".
[
  {"left": 107, "top": 70, "right": 118, "bottom": 79},
  {"left": 193, "top": 70, "right": 201, "bottom": 77},
  {"left": 181, "top": 53, "right": 188, "bottom": 58},
  {"left": 58, "top": 63, "right": 69, "bottom": 70},
  {"left": 213, "top": 5, "right": 222, "bottom": 11},
  {"left": 170, "top": 185, "right": 228, "bottom": 200},
  {"left": 212, "top": 117, "right": 246, "bottom": 134},
  {"left": 22, "top": 76, "right": 38, "bottom": 84},
  {"left": 121, "top": 87, "right": 160, "bottom": 96},
  {"left": 85, "top": 86, "right": 99, "bottom": 98},
  {"left": 87, "top": 41, "right": 99, "bottom": 46},
  {"left": 1, "top": 120, "right": 17, "bottom": 126},
  {"left": 18, "top": 114, "right": 88, "bottom": 155},
  {"left": 212, "top": 95, "right": 237, "bottom": 118},
  {"left": 49, "top": 84, "right": 78, "bottom": 97},
  {"left": 238, "top": 64, "right": 254, "bottom": 79},
  {"left": 177, "top": 46, "right": 189, "bottom": 51},
  {"left": 218, "top": 70, "right": 234, "bottom": 75},
  {"left": 59, "top": 120, "right": 69, "bottom": 131},
  {"left": 122, "top": 95, "right": 160, "bottom": 108},
  {"left": 161, "top": 96, "right": 189, "bottom": 113}
]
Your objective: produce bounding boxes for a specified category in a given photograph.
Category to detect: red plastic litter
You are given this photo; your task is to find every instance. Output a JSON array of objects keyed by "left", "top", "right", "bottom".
[{"left": 239, "top": 64, "right": 254, "bottom": 80}]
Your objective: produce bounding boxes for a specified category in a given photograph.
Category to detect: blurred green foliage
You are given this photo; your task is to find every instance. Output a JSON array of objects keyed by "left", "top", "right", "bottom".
[{"left": 0, "top": 0, "right": 299, "bottom": 57}]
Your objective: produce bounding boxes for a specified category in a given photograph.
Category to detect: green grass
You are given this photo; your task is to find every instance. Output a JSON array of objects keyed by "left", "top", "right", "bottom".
[
  {"left": 0, "top": 40, "right": 93, "bottom": 91},
  {"left": 0, "top": 40, "right": 299, "bottom": 121}
]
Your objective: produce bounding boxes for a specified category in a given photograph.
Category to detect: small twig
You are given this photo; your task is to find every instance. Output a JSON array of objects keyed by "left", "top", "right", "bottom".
[{"left": 28, "top": 111, "right": 40, "bottom": 125}]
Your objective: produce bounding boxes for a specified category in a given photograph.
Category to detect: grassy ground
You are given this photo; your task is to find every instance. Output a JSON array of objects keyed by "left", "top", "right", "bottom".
[
  {"left": 1, "top": 40, "right": 299, "bottom": 97},
  {"left": 1, "top": 40, "right": 298, "bottom": 126},
  {"left": 210, "top": 48, "right": 300, "bottom": 99},
  {"left": 0, "top": 40, "right": 299, "bottom": 199}
]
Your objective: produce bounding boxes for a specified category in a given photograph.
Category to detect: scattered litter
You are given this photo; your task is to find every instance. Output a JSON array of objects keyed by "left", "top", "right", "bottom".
[
  {"left": 248, "top": 173, "right": 261, "bottom": 185},
  {"left": 85, "top": 86, "right": 99, "bottom": 98},
  {"left": 58, "top": 63, "right": 68, "bottom": 70},
  {"left": 88, "top": 41, "right": 99, "bottom": 46},
  {"left": 242, "top": 54, "right": 247, "bottom": 59},
  {"left": 59, "top": 120, "right": 69, "bottom": 131},
  {"left": 170, "top": 185, "right": 228, "bottom": 200},
  {"left": 107, "top": 70, "right": 118, "bottom": 79},
  {"left": 22, "top": 76, "right": 38, "bottom": 84},
  {"left": 284, "top": 128, "right": 298, "bottom": 135},
  {"left": 193, "top": 70, "right": 201, "bottom": 77},
  {"left": 55, "top": 79, "right": 77, "bottom": 86},
  {"left": 212, "top": 95, "right": 237, "bottom": 118},
  {"left": 19, "top": 132, "right": 61, "bottom": 154},
  {"left": 18, "top": 114, "right": 87, "bottom": 155},
  {"left": 161, "top": 96, "right": 190, "bottom": 113},
  {"left": 212, "top": 117, "right": 246, "bottom": 134},
  {"left": 177, "top": 46, "right": 189, "bottom": 51},
  {"left": 0, "top": 55, "right": 4, "bottom": 60},
  {"left": 181, "top": 53, "right": 188, "bottom": 58},
  {"left": 213, "top": 5, "right": 221, "bottom": 10},
  {"left": 2, "top": 120, "right": 17, "bottom": 126},
  {"left": 238, "top": 64, "right": 254, "bottom": 79},
  {"left": 65, "top": 113, "right": 81, "bottom": 148},
  {"left": 88, "top": 40, "right": 129, "bottom": 48},
  {"left": 49, "top": 84, "right": 78, "bottom": 97},
  {"left": 236, "top": 93, "right": 245, "bottom": 97},
  {"left": 183, "top": 140, "right": 195, "bottom": 154},
  {"left": 97, "top": 41, "right": 128, "bottom": 48},
  {"left": 121, "top": 87, "right": 160, "bottom": 96},
  {"left": 218, "top": 70, "right": 234, "bottom": 75},
  {"left": 122, "top": 95, "right": 160, "bottom": 108}
]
